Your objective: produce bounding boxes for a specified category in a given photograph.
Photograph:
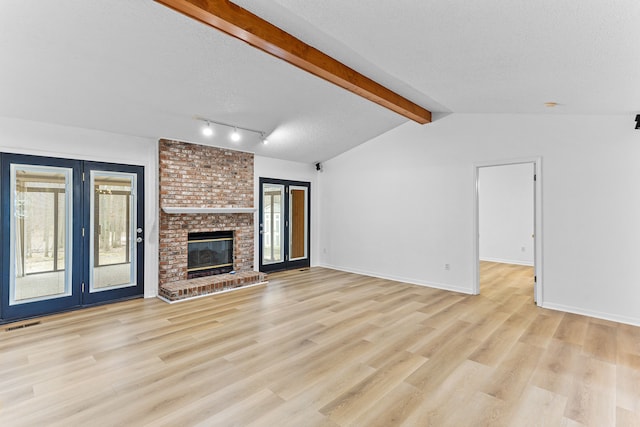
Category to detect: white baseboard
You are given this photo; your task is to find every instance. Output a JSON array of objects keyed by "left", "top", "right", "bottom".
[
  {"left": 480, "top": 257, "right": 534, "bottom": 267},
  {"left": 319, "top": 263, "right": 473, "bottom": 295},
  {"left": 541, "top": 301, "right": 640, "bottom": 327}
]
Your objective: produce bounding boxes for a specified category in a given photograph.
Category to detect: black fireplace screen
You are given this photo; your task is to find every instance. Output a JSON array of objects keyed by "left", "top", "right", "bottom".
[{"left": 187, "top": 231, "right": 233, "bottom": 278}]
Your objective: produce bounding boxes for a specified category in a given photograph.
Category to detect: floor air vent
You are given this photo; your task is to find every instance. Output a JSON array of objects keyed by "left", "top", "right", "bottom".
[{"left": 5, "top": 321, "right": 41, "bottom": 332}]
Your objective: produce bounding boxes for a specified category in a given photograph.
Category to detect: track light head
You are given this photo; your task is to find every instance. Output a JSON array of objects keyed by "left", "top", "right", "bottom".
[
  {"left": 636, "top": 114, "right": 640, "bottom": 130},
  {"left": 231, "top": 127, "right": 241, "bottom": 142},
  {"left": 202, "top": 121, "right": 213, "bottom": 136}
]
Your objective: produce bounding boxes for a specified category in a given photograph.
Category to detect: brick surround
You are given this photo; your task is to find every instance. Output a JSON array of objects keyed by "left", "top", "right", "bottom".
[
  {"left": 159, "top": 139, "right": 253, "bottom": 208},
  {"left": 159, "top": 140, "right": 262, "bottom": 299}
]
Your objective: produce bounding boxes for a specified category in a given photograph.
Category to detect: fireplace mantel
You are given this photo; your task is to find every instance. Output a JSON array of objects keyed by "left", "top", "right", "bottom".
[{"left": 162, "top": 207, "right": 256, "bottom": 214}]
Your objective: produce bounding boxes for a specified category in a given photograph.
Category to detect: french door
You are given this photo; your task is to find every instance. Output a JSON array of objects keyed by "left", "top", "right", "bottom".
[
  {"left": 259, "top": 178, "right": 310, "bottom": 272},
  {"left": 1, "top": 154, "right": 144, "bottom": 322}
]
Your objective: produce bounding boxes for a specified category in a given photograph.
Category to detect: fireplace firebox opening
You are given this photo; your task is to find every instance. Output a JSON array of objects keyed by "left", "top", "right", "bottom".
[{"left": 187, "top": 231, "right": 233, "bottom": 279}]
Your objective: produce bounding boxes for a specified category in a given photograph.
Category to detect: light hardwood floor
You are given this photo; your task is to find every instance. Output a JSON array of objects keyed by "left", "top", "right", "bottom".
[{"left": 1, "top": 263, "right": 639, "bottom": 426}]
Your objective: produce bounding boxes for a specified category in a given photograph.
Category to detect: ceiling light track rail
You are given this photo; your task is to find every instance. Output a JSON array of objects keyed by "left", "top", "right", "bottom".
[
  {"left": 197, "top": 117, "right": 269, "bottom": 144},
  {"left": 197, "top": 117, "right": 263, "bottom": 136}
]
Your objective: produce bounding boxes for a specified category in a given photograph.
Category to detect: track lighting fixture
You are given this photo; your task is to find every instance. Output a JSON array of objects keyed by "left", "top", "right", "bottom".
[
  {"left": 635, "top": 114, "right": 640, "bottom": 130},
  {"left": 196, "top": 117, "right": 270, "bottom": 145},
  {"left": 231, "top": 127, "right": 241, "bottom": 142},
  {"left": 202, "top": 121, "right": 213, "bottom": 136}
]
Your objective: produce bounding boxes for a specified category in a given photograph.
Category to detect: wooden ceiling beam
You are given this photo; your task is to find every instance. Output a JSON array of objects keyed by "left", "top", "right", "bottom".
[{"left": 154, "top": 0, "right": 432, "bottom": 124}]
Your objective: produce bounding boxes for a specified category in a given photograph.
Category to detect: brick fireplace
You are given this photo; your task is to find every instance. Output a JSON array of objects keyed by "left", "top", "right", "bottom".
[{"left": 158, "top": 139, "right": 266, "bottom": 302}]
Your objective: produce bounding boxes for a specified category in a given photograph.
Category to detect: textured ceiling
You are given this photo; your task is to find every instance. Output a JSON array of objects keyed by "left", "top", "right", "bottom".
[{"left": 1, "top": 1, "right": 639, "bottom": 163}]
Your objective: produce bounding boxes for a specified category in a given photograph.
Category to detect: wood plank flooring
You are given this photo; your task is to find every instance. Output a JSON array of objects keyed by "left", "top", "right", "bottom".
[{"left": 1, "top": 262, "right": 639, "bottom": 426}]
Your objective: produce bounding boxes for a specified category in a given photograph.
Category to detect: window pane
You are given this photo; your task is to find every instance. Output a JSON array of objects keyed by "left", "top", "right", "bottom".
[
  {"left": 289, "top": 187, "right": 308, "bottom": 260},
  {"left": 262, "top": 184, "right": 284, "bottom": 264},
  {"left": 90, "top": 172, "right": 136, "bottom": 291},
  {"left": 11, "top": 165, "right": 72, "bottom": 304}
]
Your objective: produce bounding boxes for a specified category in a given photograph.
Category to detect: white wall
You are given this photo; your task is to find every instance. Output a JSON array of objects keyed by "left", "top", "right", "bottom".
[
  {"left": 0, "top": 116, "right": 159, "bottom": 297},
  {"left": 479, "top": 163, "right": 534, "bottom": 266},
  {"left": 254, "top": 156, "right": 320, "bottom": 267},
  {"left": 319, "top": 113, "right": 640, "bottom": 326}
]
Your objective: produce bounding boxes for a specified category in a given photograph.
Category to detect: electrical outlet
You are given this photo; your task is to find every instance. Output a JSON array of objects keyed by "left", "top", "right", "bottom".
[{"left": 444, "top": 263, "right": 450, "bottom": 271}]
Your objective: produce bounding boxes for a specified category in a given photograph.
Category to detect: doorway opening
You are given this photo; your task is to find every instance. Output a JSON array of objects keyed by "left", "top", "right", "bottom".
[{"left": 474, "top": 158, "right": 542, "bottom": 305}]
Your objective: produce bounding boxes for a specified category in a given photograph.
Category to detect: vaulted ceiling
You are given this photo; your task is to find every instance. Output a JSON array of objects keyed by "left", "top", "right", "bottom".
[{"left": 1, "top": 1, "right": 639, "bottom": 163}]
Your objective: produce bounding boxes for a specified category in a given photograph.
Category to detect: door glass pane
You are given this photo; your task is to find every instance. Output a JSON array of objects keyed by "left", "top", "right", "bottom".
[
  {"left": 289, "top": 186, "right": 308, "bottom": 261},
  {"left": 10, "top": 165, "right": 73, "bottom": 304},
  {"left": 90, "top": 171, "right": 136, "bottom": 292},
  {"left": 262, "top": 184, "right": 284, "bottom": 265}
]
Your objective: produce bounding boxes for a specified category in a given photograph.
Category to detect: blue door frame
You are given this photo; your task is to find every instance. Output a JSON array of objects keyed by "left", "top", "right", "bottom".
[
  {"left": 258, "top": 177, "right": 310, "bottom": 273},
  {"left": 1, "top": 153, "right": 144, "bottom": 322}
]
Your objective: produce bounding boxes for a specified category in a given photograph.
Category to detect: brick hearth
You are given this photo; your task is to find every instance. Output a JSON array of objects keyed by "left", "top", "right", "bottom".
[
  {"left": 159, "top": 271, "right": 267, "bottom": 302},
  {"left": 158, "top": 140, "right": 266, "bottom": 300}
]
